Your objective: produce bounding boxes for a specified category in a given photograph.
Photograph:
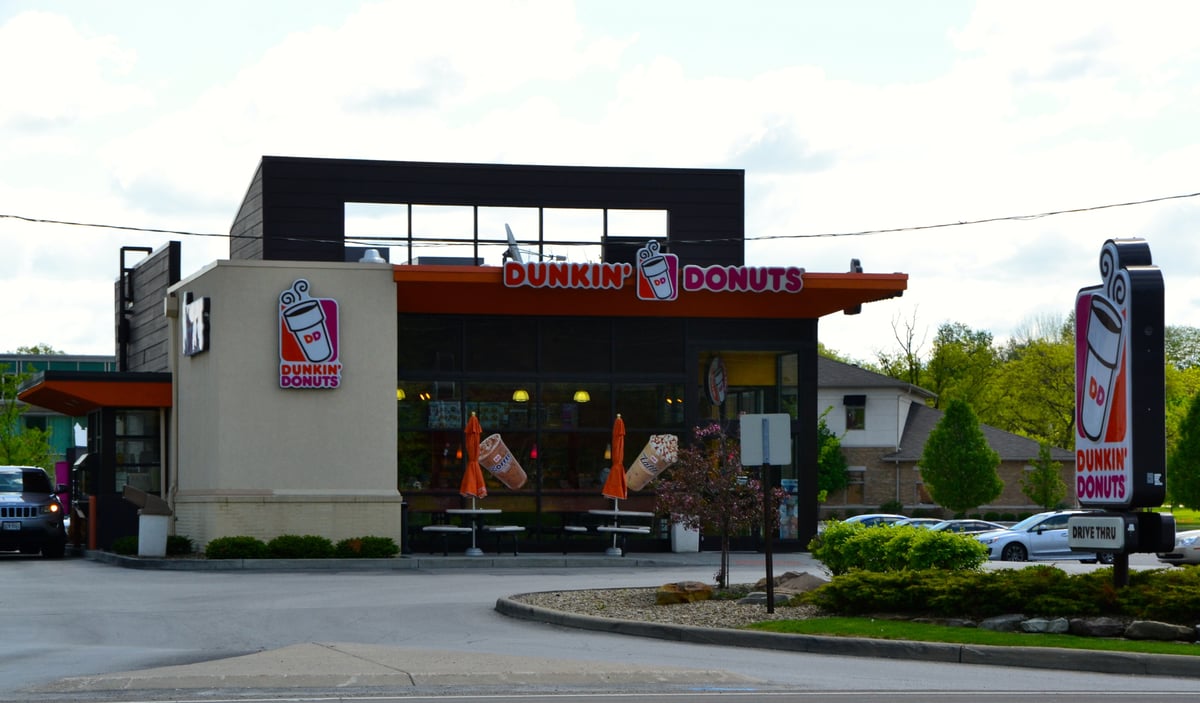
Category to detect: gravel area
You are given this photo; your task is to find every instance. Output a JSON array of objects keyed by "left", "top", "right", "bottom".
[{"left": 512, "top": 586, "right": 822, "bottom": 630}]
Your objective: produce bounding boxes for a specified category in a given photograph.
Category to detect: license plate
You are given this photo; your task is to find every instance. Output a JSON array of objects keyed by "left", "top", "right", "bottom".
[{"left": 2, "top": 521, "right": 19, "bottom": 531}]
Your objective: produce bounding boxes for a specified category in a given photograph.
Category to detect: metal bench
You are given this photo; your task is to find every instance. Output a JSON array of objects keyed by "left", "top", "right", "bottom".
[
  {"left": 421, "top": 525, "right": 473, "bottom": 555},
  {"left": 596, "top": 525, "right": 651, "bottom": 556},
  {"left": 482, "top": 525, "right": 525, "bottom": 555}
]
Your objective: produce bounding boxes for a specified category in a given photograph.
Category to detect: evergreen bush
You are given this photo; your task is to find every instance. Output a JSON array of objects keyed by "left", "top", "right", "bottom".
[
  {"left": 335, "top": 536, "right": 399, "bottom": 558},
  {"left": 266, "top": 534, "right": 335, "bottom": 559},
  {"left": 205, "top": 536, "right": 268, "bottom": 559}
]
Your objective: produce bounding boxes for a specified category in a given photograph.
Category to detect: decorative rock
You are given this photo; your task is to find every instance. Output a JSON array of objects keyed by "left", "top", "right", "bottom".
[
  {"left": 912, "top": 617, "right": 976, "bottom": 628},
  {"left": 1021, "top": 617, "right": 1070, "bottom": 634},
  {"left": 655, "top": 580, "right": 714, "bottom": 605},
  {"left": 1069, "top": 617, "right": 1127, "bottom": 638},
  {"left": 1124, "top": 620, "right": 1197, "bottom": 642},
  {"left": 737, "top": 591, "right": 791, "bottom": 607},
  {"left": 979, "top": 614, "right": 1026, "bottom": 632},
  {"left": 754, "top": 571, "right": 829, "bottom": 595}
]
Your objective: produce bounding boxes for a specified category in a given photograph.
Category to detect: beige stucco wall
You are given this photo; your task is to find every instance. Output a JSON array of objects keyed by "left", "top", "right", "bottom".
[{"left": 166, "top": 260, "right": 402, "bottom": 547}]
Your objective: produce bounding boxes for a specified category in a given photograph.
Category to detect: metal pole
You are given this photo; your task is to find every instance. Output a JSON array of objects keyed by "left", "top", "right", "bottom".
[{"left": 761, "top": 417, "right": 775, "bottom": 614}]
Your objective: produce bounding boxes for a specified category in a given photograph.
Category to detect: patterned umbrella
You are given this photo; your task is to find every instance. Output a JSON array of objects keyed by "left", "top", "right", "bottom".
[
  {"left": 601, "top": 414, "right": 627, "bottom": 501},
  {"left": 460, "top": 412, "right": 487, "bottom": 504}
]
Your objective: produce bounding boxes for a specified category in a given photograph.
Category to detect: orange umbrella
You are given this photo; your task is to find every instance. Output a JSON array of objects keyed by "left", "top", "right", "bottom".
[
  {"left": 602, "top": 414, "right": 627, "bottom": 501},
  {"left": 460, "top": 412, "right": 487, "bottom": 502}
]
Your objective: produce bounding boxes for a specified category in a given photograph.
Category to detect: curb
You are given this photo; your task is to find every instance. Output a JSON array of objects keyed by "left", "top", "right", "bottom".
[
  {"left": 494, "top": 596, "right": 1200, "bottom": 680},
  {"left": 83, "top": 550, "right": 694, "bottom": 571}
]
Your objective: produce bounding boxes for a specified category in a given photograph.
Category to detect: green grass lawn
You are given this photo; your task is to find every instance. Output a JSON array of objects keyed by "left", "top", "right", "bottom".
[
  {"left": 747, "top": 617, "right": 1200, "bottom": 657},
  {"left": 1162, "top": 506, "right": 1200, "bottom": 530}
]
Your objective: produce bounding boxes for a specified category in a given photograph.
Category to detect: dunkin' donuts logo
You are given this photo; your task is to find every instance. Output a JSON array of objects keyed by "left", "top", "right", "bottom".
[
  {"left": 502, "top": 239, "right": 804, "bottom": 299},
  {"left": 278, "top": 279, "right": 342, "bottom": 389}
]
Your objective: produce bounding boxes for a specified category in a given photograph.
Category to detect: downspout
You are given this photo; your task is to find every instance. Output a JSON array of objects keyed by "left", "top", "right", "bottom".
[{"left": 163, "top": 292, "right": 180, "bottom": 523}]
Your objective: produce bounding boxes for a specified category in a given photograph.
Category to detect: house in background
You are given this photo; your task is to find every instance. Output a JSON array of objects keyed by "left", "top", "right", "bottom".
[{"left": 817, "top": 356, "right": 1076, "bottom": 518}]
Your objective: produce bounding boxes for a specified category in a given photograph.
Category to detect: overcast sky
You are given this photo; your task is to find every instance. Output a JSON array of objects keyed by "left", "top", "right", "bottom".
[{"left": 3, "top": 1, "right": 1198, "bottom": 364}]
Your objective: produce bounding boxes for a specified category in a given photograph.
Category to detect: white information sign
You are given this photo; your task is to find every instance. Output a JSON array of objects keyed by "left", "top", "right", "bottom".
[
  {"left": 739, "top": 413, "right": 792, "bottom": 466},
  {"left": 1067, "top": 515, "right": 1127, "bottom": 551}
]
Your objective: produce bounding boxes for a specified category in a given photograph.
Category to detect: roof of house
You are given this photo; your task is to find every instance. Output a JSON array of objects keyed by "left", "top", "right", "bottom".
[
  {"left": 817, "top": 356, "right": 936, "bottom": 400},
  {"left": 883, "top": 402, "right": 1074, "bottom": 462}
]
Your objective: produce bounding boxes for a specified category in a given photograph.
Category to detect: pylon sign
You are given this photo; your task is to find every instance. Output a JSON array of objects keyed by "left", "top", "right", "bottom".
[{"left": 1074, "top": 239, "right": 1165, "bottom": 509}]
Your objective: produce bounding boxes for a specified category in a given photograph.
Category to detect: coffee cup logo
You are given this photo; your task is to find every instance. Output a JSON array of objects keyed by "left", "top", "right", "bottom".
[
  {"left": 280, "top": 280, "right": 334, "bottom": 362},
  {"left": 278, "top": 279, "right": 342, "bottom": 389},
  {"left": 635, "top": 240, "right": 679, "bottom": 301}
]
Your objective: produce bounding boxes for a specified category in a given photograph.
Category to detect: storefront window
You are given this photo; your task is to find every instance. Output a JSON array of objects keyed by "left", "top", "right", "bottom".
[
  {"left": 464, "top": 317, "right": 536, "bottom": 373},
  {"left": 541, "top": 318, "right": 611, "bottom": 373},
  {"left": 614, "top": 318, "right": 683, "bottom": 373},
  {"left": 397, "top": 317, "right": 462, "bottom": 373},
  {"left": 114, "top": 409, "right": 160, "bottom": 494}
]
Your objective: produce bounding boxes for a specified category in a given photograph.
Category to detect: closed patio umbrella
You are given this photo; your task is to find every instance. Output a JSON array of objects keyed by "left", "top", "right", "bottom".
[
  {"left": 460, "top": 412, "right": 487, "bottom": 504},
  {"left": 601, "top": 414, "right": 627, "bottom": 504}
]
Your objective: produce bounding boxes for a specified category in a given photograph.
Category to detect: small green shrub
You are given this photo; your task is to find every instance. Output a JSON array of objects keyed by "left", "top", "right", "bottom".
[
  {"left": 803, "top": 566, "right": 1200, "bottom": 626},
  {"left": 878, "top": 500, "right": 904, "bottom": 514},
  {"left": 983, "top": 511, "right": 1001, "bottom": 521},
  {"left": 267, "top": 534, "right": 335, "bottom": 559},
  {"left": 111, "top": 536, "right": 138, "bottom": 555},
  {"left": 205, "top": 536, "right": 268, "bottom": 559},
  {"left": 166, "top": 535, "right": 194, "bottom": 556},
  {"left": 335, "top": 536, "right": 399, "bottom": 558},
  {"left": 808, "top": 522, "right": 987, "bottom": 575}
]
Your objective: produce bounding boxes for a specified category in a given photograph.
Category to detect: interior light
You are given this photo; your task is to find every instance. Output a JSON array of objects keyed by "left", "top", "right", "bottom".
[
  {"left": 604, "top": 443, "right": 611, "bottom": 460},
  {"left": 512, "top": 389, "right": 530, "bottom": 402},
  {"left": 396, "top": 388, "right": 406, "bottom": 401},
  {"left": 573, "top": 390, "right": 591, "bottom": 403},
  {"left": 530, "top": 443, "right": 539, "bottom": 460}
]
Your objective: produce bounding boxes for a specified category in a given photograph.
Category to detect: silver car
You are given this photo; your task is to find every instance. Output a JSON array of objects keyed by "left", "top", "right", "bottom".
[
  {"left": 0, "top": 466, "right": 68, "bottom": 558},
  {"left": 974, "top": 510, "right": 1114, "bottom": 564},
  {"left": 1156, "top": 528, "right": 1200, "bottom": 566}
]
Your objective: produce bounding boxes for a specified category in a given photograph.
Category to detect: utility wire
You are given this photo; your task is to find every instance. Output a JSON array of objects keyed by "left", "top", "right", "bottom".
[{"left": 3, "top": 190, "right": 1197, "bottom": 247}]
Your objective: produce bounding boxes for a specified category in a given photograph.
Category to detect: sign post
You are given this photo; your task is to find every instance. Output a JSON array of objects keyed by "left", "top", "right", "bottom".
[{"left": 741, "top": 413, "right": 792, "bottom": 613}]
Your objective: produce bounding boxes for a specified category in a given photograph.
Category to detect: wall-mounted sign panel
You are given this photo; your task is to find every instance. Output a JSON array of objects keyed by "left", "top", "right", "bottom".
[{"left": 278, "top": 279, "right": 342, "bottom": 389}]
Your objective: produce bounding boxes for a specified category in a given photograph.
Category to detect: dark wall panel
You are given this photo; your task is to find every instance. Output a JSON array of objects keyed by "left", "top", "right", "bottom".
[{"left": 231, "top": 156, "right": 744, "bottom": 266}]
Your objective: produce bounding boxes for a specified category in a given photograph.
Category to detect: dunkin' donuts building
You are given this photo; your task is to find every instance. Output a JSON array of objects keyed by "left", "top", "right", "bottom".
[{"left": 20, "top": 157, "right": 907, "bottom": 552}]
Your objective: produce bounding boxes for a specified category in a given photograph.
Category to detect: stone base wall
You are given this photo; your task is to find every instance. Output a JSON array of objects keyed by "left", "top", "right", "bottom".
[{"left": 173, "top": 494, "right": 406, "bottom": 549}]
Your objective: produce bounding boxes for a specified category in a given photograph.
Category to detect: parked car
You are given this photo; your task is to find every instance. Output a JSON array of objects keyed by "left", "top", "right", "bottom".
[
  {"left": 817, "top": 513, "right": 906, "bottom": 534},
  {"left": 0, "top": 466, "right": 67, "bottom": 558},
  {"left": 1156, "top": 529, "right": 1200, "bottom": 566},
  {"left": 974, "top": 510, "right": 1114, "bottom": 563},
  {"left": 930, "top": 519, "right": 1007, "bottom": 535},
  {"left": 892, "top": 517, "right": 942, "bottom": 529}
]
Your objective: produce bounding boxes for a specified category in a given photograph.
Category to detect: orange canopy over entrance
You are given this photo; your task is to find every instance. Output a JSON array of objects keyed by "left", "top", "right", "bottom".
[
  {"left": 17, "top": 371, "right": 172, "bottom": 415},
  {"left": 393, "top": 266, "right": 906, "bottom": 318}
]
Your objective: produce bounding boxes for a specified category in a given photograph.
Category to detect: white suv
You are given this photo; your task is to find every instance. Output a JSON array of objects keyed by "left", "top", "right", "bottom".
[{"left": 0, "top": 466, "right": 67, "bottom": 558}]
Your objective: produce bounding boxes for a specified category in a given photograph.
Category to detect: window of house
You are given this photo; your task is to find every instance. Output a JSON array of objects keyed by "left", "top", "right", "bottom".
[{"left": 844, "top": 394, "right": 866, "bottom": 430}]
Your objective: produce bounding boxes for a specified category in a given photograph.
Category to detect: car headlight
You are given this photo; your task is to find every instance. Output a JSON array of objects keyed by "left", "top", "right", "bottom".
[
  {"left": 1178, "top": 534, "right": 1199, "bottom": 548},
  {"left": 43, "top": 503, "right": 61, "bottom": 515},
  {"left": 976, "top": 535, "right": 1001, "bottom": 545}
]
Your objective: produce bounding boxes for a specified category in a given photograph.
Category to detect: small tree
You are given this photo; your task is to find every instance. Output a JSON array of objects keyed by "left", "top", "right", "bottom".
[
  {"left": 655, "top": 422, "right": 781, "bottom": 588},
  {"left": 1167, "top": 391, "right": 1200, "bottom": 509},
  {"left": 816, "top": 408, "right": 849, "bottom": 502},
  {"left": 1020, "top": 442, "right": 1068, "bottom": 510},
  {"left": 918, "top": 399, "right": 1003, "bottom": 514},
  {"left": 0, "top": 363, "right": 53, "bottom": 469}
]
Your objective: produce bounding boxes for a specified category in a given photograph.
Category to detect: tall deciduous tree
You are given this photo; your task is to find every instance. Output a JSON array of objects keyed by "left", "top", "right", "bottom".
[
  {"left": 918, "top": 399, "right": 1003, "bottom": 514},
  {"left": 983, "top": 335, "right": 1077, "bottom": 449},
  {"left": 925, "top": 322, "right": 997, "bottom": 411},
  {"left": 1167, "top": 392, "right": 1200, "bottom": 510},
  {"left": 1020, "top": 443, "right": 1068, "bottom": 510}
]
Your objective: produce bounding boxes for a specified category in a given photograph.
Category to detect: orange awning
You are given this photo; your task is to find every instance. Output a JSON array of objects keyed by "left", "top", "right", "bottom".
[
  {"left": 394, "top": 265, "right": 906, "bottom": 318},
  {"left": 18, "top": 371, "right": 172, "bottom": 416}
]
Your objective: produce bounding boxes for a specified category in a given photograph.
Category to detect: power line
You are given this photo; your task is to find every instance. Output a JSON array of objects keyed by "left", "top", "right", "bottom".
[{"left": 3, "top": 189, "right": 1198, "bottom": 246}]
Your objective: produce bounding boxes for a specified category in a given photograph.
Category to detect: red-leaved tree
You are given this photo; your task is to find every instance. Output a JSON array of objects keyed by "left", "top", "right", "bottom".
[{"left": 655, "top": 421, "right": 784, "bottom": 588}]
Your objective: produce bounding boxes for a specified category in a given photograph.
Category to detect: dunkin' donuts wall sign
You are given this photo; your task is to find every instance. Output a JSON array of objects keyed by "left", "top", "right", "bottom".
[{"left": 278, "top": 279, "right": 342, "bottom": 389}]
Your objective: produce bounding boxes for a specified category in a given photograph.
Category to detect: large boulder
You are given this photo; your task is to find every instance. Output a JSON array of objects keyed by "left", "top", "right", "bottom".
[
  {"left": 656, "top": 581, "right": 714, "bottom": 605},
  {"left": 1123, "top": 620, "right": 1197, "bottom": 642},
  {"left": 1020, "top": 617, "right": 1070, "bottom": 634},
  {"left": 1069, "top": 617, "right": 1127, "bottom": 638},
  {"left": 979, "top": 614, "right": 1026, "bottom": 632}
]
